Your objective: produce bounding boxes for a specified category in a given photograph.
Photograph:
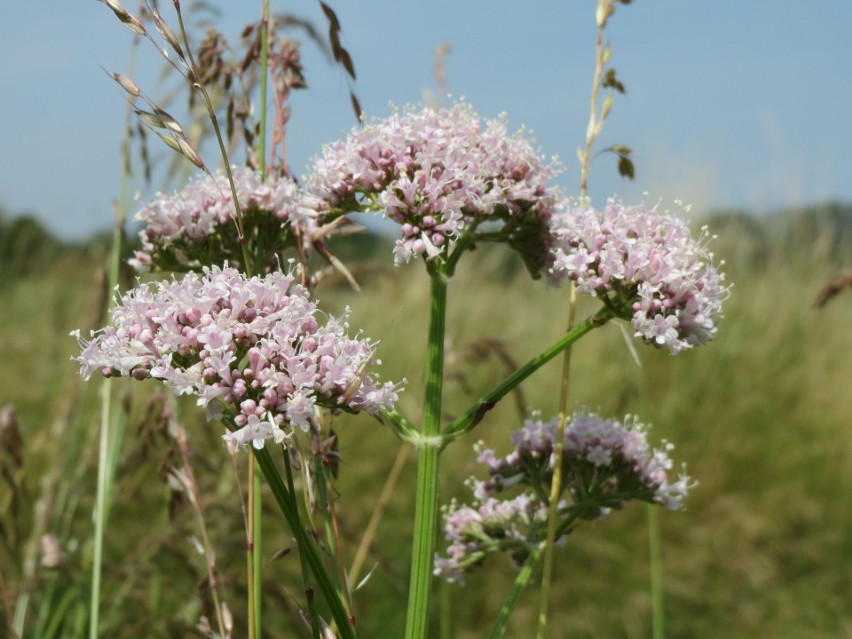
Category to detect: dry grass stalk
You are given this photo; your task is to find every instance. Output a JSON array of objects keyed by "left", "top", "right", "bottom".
[{"left": 814, "top": 269, "right": 852, "bottom": 308}]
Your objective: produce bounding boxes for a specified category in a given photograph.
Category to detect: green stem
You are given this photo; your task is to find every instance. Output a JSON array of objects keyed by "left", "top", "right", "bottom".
[
  {"left": 252, "top": 461, "right": 263, "bottom": 639},
  {"left": 251, "top": 447, "right": 355, "bottom": 639},
  {"left": 173, "top": 3, "right": 254, "bottom": 276},
  {"left": 489, "top": 507, "right": 586, "bottom": 639},
  {"left": 488, "top": 545, "right": 544, "bottom": 639},
  {"left": 444, "top": 307, "right": 614, "bottom": 442},
  {"left": 90, "top": 34, "right": 136, "bottom": 638},
  {"left": 378, "top": 409, "right": 418, "bottom": 441},
  {"left": 250, "top": 4, "right": 270, "bottom": 634},
  {"left": 648, "top": 505, "right": 664, "bottom": 639},
  {"left": 438, "top": 579, "right": 451, "bottom": 639},
  {"left": 404, "top": 267, "right": 448, "bottom": 639},
  {"left": 89, "top": 379, "right": 111, "bottom": 639},
  {"left": 314, "top": 452, "right": 344, "bottom": 598},
  {"left": 284, "top": 452, "right": 321, "bottom": 639},
  {"left": 537, "top": 285, "right": 577, "bottom": 639}
]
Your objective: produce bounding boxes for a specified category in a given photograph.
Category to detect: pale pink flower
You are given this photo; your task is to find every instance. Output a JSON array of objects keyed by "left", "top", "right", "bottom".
[
  {"left": 130, "top": 167, "right": 321, "bottom": 273},
  {"left": 549, "top": 199, "right": 729, "bottom": 353},
  {"left": 72, "top": 266, "right": 404, "bottom": 449},
  {"left": 435, "top": 411, "right": 693, "bottom": 582},
  {"left": 309, "top": 102, "right": 563, "bottom": 275}
]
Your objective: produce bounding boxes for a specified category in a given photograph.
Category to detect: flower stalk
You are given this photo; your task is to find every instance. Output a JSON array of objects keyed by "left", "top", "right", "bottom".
[
  {"left": 250, "top": 3, "right": 271, "bottom": 634},
  {"left": 89, "top": 27, "right": 138, "bottom": 638},
  {"left": 404, "top": 264, "right": 448, "bottom": 639},
  {"left": 444, "top": 307, "right": 613, "bottom": 442},
  {"left": 172, "top": 1, "right": 254, "bottom": 276},
  {"left": 252, "top": 445, "right": 355, "bottom": 639},
  {"left": 536, "top": 282, "right": 578, "bottom": 639}
]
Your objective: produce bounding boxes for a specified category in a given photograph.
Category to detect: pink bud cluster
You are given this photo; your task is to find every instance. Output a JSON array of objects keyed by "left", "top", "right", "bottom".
[
  {"left": 433, "top": 494, "right": 549, "bottom": 584},
  {"left": 434, "top": 412, "right": 692, "bottom": 582},
  {"left": 476, "top": 412, "right": 693, "bottom": 510},
  {"left": 72, "top": 266, "right": 403, "bottom": 449},
  {"left": 549, "top": 199, "right": 728, "bottom": 353},
  {"left": 309, "top": 102, "right": 562, "bottom": 269},
  {"left": 130, "top": 167, "right": 321, "bottom": 272}
]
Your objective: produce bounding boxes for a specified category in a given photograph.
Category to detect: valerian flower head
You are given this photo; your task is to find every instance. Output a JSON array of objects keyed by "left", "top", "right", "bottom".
[
  {"left": 477, "top": 412, "right": 694, "bottom": 511},
  {"left": 309, "top": 102, "right": 563, "bottom": 276},
  {"left": 71, "top": 266, "right": 404, "bottom": 449},
  {"left": 435, "top": 411, "right": 693, "bottom": 583},
  {"left": 434, "top": 495, "right": 550, "bottom": 584},
  {"left": 130, "top": 167, "right": 321, "bottom": 273},
  {"left": 549, "top": 199, "right": 729, "bottom": 354}
]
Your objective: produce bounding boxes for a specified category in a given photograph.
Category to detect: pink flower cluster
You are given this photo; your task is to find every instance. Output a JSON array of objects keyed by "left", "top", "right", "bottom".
[
  {"left": 549, "top": 199, "right": 728, "bottom": 353},
  {"left": 476, "top": 412, "right": 693, "bottom": 511},
  {"left": 131, "top": 167, "right": 321, "bottom": 272},
  {"left": 433, "top": 494, "right": 549, "bottom": 584},
  {"left": 72, "top": 266, "right": 403, "bottom": 449},
  {"left": 309, "top": 102, "right": 562, "bottom": 270},
  {"left": 434, "top": 412, "right": 692, "bottom": 582}
]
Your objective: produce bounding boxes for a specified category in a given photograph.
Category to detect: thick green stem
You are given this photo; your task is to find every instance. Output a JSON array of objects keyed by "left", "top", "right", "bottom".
[
  {"left": 251, "top": 447, "right": 356, "bottom": 639},
  {"left": 404, "top": 268, "right": 448, "bottom": 639},
  {"left": 444, "top": 307, "right": 613, "bottom": 442}
]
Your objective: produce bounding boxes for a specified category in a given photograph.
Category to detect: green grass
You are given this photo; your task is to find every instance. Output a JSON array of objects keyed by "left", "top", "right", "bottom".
[{"left": 2, "top": 207, "right": 852, "bottom": 638}]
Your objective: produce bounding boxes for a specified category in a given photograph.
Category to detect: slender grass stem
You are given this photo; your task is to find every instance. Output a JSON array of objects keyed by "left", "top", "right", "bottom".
[
  {"left": 181, "top": 458, "right": 227, "bottom": 639},
  {"left": 258, "top": 0, "right": 270, "bottom": 176},
  {"left": 489, "top": 508, "right": 585, "bottom": 639},
  {"left": 251, "top": 461, "right": 263, "bottom": 638},
  {"left": 439, "top": 579, "right": 451, "bottom": 639},
  {"left": 349, "top": 443, "right": 411, "bottom": 590},
  {"left": 249, "top": 4, "right": 271, "bottom": 635},
  {"left": 173, "top": 3, "right": 254, "bottom": 276},
  {"left": 252, "top": 446, "right": 356, "bottom": 639},
  {"left": 89, "top": 31, "right": 138, "bottom": 637},
  {"left": 284, "top": 452, "right": 322, "bottom": 639},
  {"left": 579, "top": 6, "right": 608, "bottom": 198},
  {"left": 404, "top": 267, "right": 448, "bottom": 639},
  {"left": 648, "top": 505, "right": 664, "bottom": 639},
  {"left": 314, "top": 450, "right": 348, "bottom": 608},
  {"left": 246, "top": 459, "right": 257, "bottom": 639},
  {"left": 537, "top": 282, "right": 578, "bottom": 639},
  {"left": 89, "top": 379, "right": 111, "bottom": 639},
  {"left": 489, "top": 544, "right": 544, "bottom": 639}
]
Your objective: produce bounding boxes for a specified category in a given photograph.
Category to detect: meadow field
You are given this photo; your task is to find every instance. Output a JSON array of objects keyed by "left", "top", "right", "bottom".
[{"left": 1, "top": 203, "right": 851, "bottom": 638}]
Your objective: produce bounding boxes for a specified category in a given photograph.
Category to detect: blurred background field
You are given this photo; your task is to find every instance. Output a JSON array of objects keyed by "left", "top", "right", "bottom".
[{"left": 1, "top": 202, "right": 851, "bottom": 638}]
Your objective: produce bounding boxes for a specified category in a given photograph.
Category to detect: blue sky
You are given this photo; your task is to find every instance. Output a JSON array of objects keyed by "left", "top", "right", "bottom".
[{"left": 1, "top": 1, "right": 850, "bottom": 239}]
